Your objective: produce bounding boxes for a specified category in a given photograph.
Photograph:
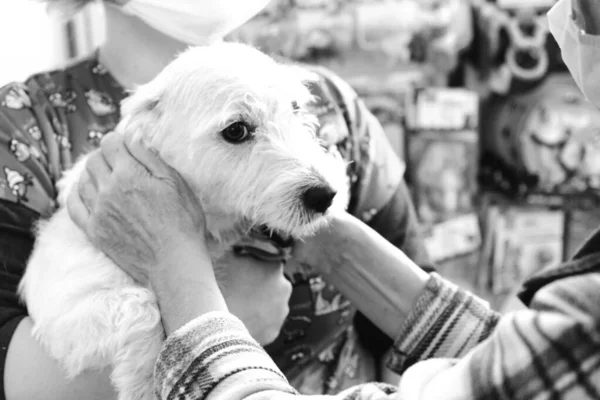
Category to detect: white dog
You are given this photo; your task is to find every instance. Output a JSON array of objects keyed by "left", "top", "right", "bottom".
[{"left": 18, "top": 42, "right": 348, "bottom": 400}]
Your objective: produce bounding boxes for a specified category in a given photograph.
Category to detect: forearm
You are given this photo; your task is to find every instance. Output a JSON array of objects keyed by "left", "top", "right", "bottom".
[
  {"left": 155, "top": 274, "right": 600, "bottom": 399},
  {"left": 151, "top": 240, "right": 227, "bottom": 336},
  {"left": 362, "top": 181, "right": 434, "bottom": 371},
  {"left": 4, "top": 318, "right": 117, "bottom": 400},
  {"left": 303, "top": 211, "right": 500, "bottom": 371},
  {"left": 397, "top": 272, "right": 600, "bottom": 399},
  {"left": 308, "top": 212, "right": 431, "bottom": 339},
  {"left": 366, "top": 180, "right": 435, "bottom": 272},
  {"left": 387, "top": 273, "right": 500, "bottom": 373}
]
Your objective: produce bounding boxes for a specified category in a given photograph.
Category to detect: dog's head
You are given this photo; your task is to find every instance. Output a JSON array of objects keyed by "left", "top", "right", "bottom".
[{"left": 118, "top": 42, "right": 348, "bottom": 243}]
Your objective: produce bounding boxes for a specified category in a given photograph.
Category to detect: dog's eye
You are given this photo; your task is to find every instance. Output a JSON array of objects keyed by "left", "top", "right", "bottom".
[
  {"left": 292, "top": 101, "right": 300, "bottom": 112},
  {"left": 222, "top": 122, "right": 251, "bottom": 143}
]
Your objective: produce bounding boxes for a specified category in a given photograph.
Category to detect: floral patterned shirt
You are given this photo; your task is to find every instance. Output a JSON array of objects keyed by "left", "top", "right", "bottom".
[{"left": 0, "top": 53, "right": 431, "bottom": 398}]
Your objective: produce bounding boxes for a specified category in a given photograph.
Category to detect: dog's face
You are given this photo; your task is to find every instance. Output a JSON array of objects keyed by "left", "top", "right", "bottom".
[{"left": 119, "top": 42, "right": 348, "bottom": 243}]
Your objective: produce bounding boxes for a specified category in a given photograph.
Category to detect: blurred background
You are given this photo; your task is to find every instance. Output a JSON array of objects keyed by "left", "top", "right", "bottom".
[{"left": 3, "top": 0, "right": 600, "bottom": 312}]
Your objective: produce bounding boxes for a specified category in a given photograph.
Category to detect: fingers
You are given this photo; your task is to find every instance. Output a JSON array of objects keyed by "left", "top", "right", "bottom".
[
  {"left": 123, "top": 135, "right": 177, "bottom": 180},
  {"left": 99, "top": 132, "right": 128, "bottom": 170},
  {"left": 84, "top": 150, "right": 112, "bottom": 190},
  {"left": 77, "top": 168, "right": 98, "bottom": 212},
  {"left": 67, "top": 138, "right": 115, "bottom": 232},
  {"left": 66, "top": 183, "right": 90, "bottom": 231},
  {"left": 101, "top": 131, "right": 175, "bottom": 180}
]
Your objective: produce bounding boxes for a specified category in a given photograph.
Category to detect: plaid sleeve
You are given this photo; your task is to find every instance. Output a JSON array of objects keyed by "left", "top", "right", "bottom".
[
  {"left": 466, "top": 271, "right": 600, "bottom": 399},
  {"left": 387, "top": 273, "right": 501, "bottom": 374},
  {"left": 395, "top": 271, "right": 600, "bottom": 399}
]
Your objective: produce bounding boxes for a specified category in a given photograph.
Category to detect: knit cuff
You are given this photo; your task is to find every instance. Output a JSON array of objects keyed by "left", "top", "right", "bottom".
[
  {"left": 155, "top": 311, "right": 291, "bottom": 400},
  {"left": 387, "top": 273, "right": 500, "bottom": 374}
]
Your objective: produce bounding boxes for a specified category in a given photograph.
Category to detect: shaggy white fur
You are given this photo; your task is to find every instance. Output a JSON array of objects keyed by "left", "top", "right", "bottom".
[{"left": 18, "top": 42, "right": 348, "bottom": 400}]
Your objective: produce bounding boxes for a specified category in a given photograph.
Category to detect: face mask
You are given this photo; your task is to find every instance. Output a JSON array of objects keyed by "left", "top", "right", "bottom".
[
  {"left": 548, "top": 0, "right": 600, "bottom": 108},
  {"left": 118, "top": 0, "right": 272, "bottom": 45}
]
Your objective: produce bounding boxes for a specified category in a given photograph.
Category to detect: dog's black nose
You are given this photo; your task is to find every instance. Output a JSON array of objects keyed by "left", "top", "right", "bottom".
[{"left": 302, "top": 186, "right": 337, "bottom": 214}]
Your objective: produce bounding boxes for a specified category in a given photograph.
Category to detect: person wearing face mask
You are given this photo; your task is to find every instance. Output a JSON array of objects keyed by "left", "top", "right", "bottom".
[
  {"left": 549, "top": 0, "right": 600, "bottom": 101},
  {"left": 61, "top": 1, "right": 600, "bottom": 398},
  {"left": 0, "top": 1, "right": 444, "bottom": 399}
]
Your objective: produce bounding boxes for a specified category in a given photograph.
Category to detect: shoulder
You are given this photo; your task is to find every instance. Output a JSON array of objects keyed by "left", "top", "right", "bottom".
[
  {"left": 0, "top": 57, "right": 93, "bottom": 215},
  {"left": 303, "top": 65, "right": 360, "bottom": 132},
  {"left": 0, "top": 80, "right": 56, "bottom": 216},
  {"left": 306, "top": 66, "right": 359, "bottom": 105},
  {"left": 0, "top": 53, "right": 104, "bottom": 128},
  {"left": 0, "top": 53, "right": 122, "bottom": 216},
  {"left": 300, "top": 65, "right": 407, "bottom": 218},
  {"left": 302, "top": 64, "right": 391, "bottom": 158},
  {"left": 20, "top": 53, "right": 121, "bottom": 128},
  {"left": 24, "top": 53, "right": 103, "bottom": 89},
  {"left": 21, "top": 53, "right": 119, "bottom": 122},
  {"left": 300, "top": 65, "right": 363, "bottom": 174}
]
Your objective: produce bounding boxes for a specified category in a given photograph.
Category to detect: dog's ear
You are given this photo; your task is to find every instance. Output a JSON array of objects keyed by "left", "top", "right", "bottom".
[
  {"left": 283, "top": 65, "right": 320, "bottom": 86},
  {"left": 118, "top": 83, "right": 164, "bottom": 146},
  {"left": 280, "top": 65, "right": 320, "bottom": 107}
]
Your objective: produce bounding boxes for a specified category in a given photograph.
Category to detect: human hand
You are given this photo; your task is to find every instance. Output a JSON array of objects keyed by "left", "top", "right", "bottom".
[
  {"left": 291, "top": 212, "right": 354, "bottom": 275},
  {"left": 67, "top": 133, "right": 291, "bottom": 341},
  {"left": 215, "top": 251, "right": 292, "bottom": 345},
  {"left": 292, "top": 211, "right": 429, "bottom": 339},
  {"left": 67, "top": 133, "right": 208, "bottom": 286}
]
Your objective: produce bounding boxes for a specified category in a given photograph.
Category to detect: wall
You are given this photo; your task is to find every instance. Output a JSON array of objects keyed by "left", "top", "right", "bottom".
[{"left": 0, "top": 0, "right": 68, "bottom": 85}]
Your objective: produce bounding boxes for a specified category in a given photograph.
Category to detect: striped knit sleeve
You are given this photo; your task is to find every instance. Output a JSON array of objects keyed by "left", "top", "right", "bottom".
[
  {"left": 154, "top": 311, "right": 297, "bottom": 400},
  {"left": 387, "top": 273, "right": 500, "bottom": 374},
  {"left": 155, "top": 312, "right": 401, "bottom": 400}
]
